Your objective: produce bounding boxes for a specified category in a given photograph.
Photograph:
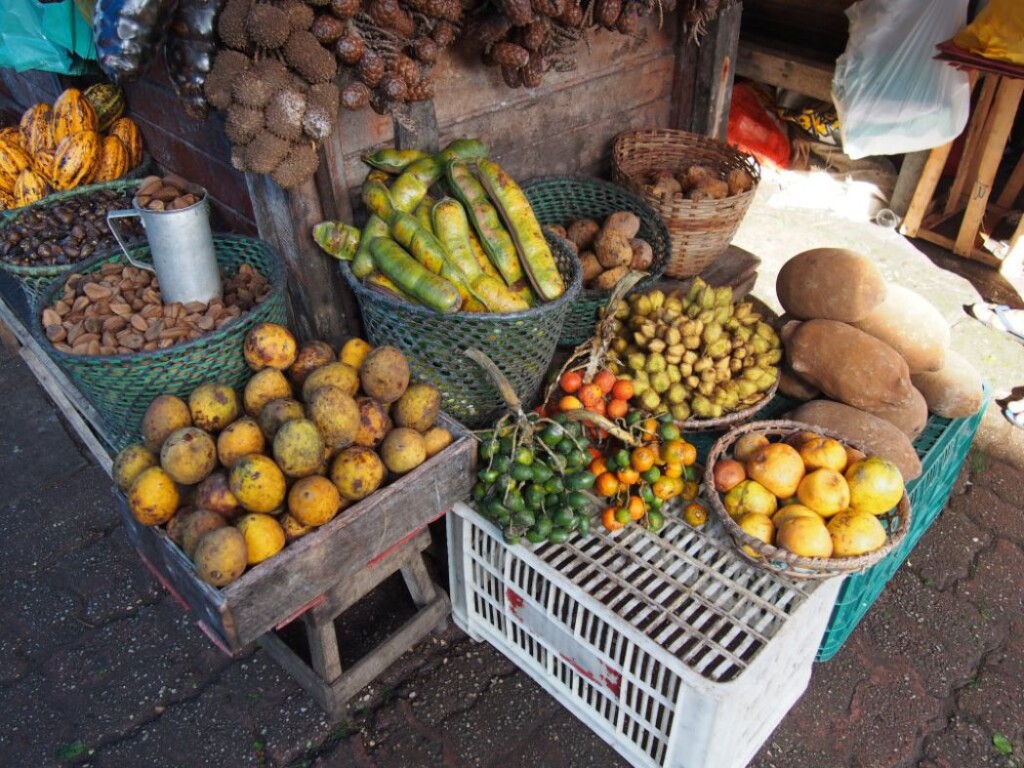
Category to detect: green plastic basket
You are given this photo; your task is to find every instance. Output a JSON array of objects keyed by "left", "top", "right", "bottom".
[
  {"left": 0, "top": 179, "right": 142, "bottom": 306},
  {"left": 341, "top": 233, "right": 581, "bottom": 428},
  {"left": 31, "top": 235, "right": 289, "bottom": 451},
  {"left": 522, "top": 175, "right": 671, "bottom": 347}
]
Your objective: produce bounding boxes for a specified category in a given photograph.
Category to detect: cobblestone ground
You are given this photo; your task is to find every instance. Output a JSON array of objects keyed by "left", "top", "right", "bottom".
[{"left": 2, "top": 341, "right": 1023, "bottom": 768}]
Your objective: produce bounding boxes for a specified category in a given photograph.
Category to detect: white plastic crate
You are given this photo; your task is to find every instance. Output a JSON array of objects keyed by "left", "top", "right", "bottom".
[{"left": 448, "top": 502, "right": 843, "bottom": 768}]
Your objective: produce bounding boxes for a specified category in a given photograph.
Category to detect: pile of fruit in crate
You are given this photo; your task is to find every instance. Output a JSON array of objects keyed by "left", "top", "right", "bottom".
[
  {"left": 548, "top": 211, "right": 655, "bottom": 292},
  {"left": 604, "top": 278, "right": 780, "bottom": 422},
  {"left": 315, "top": 138, "right": 567, "bottom": 313},
  {"left": 644, "top": 162, "right": 755, "bottom": 202},
  {"left": 112, "top": 322, "right": 454, "bottom": 586},
  {"left": 709, "top": 427, "right": 906, "bottom": 560},
  {"left": 0, "top": 85, "right": 144, "bottom": 210}
]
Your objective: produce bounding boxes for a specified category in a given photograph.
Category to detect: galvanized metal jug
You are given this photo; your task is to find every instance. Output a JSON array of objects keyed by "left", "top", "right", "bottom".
[{"left": 107, "top": 187, "right": 222, "bottom": 304}]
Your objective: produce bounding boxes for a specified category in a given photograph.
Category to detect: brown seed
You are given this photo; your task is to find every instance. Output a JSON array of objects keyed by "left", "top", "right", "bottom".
[
  {"left": 84, "top": 317, "right": 103, "bottom": 334},
  {"left": 42, "top": 308, "right": 62, "bottom": 327},
  {"left": 87, "top": 340, "right": 102, "bottom": 356},
  {"left": 138, "top": 176, "right": 162, "bottom": 195},
  {"left": 110, "top": 301, "right": 132, "bottom": 317},
  {"left": 54, "top": 342, "right": 74, "bottom": 354},
  {"left": 130, "top": 314, "right": 148, "bottom": 331},
  {"left": 67, "top": 321, "right": 85, "bottom": 345},
  {"left": 103, "top": 315, "right": 127, "bottom": 332},
  {"left": 72, "top": 296, "right": 91, "bottom": 313},
  {"left": 148, "top": 200, "right": 165, "bottom": 211},
  {"left": 45, "top": 325, "right": 67, "bottom": 342}
]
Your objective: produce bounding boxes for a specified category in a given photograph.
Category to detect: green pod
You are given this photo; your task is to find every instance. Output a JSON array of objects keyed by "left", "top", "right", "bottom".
[
  {"left": 366, "top": 272, "right": 416, "bottom": 303},
  {"left": 437, "top": 137, "right": 489, "bottom": 163},
  {"left": 362, "top": 148, "right": 429, "bottom": 173},
  {"left": 312, "top": 221, "right": 360, "bottom": 261},
  {"left": 352, "top": 215, "right": 389, "bottom": 278},
  {"left": 446, "top": 159, "right": 532, "bottom": 300},
  {"left": 369, "top": 237, "right": 462, "bottom": 313},
  {"left": 468, "top": 225, "right": 503, "bottom": 282},
  {"left": 390, "top": 156, "right": 443, "bottom": 213},
  {"left": 414, "top": 194, "right": 436, "bottom": 235},
  {"left": 362, "top": 180, "right": 396, "bottom": 223},
  {"left": 391, "top": 212, "right": 486, "bottom": 312},
  {"left": 474, "top": 158, "right": 565, "bottom": 302}
]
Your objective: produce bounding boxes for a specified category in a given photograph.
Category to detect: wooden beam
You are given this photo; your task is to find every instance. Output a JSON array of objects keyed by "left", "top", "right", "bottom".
[
  {"left": 945, "top": 72, "right": 992, "bottom": 216},
  {"left": 735, "top": 39, "right": 835, "bottom": 103},
  {"left": 393, "top": 101, "right": 440, "bottom": 153},
  {"left": 900, "top": 141, "right": 955, "bottom": 238},
  {"left": 996, "top": 152, "right": 1024, "bottom": 211}
]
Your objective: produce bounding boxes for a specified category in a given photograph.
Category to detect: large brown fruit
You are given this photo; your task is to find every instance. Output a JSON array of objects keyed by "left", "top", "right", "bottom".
[
  {"left": 51, "top": 88, "right": 98, "bottom": 144},
  {"left": 354, "top": 397, "right": 391, "bottom": 448},
  {"left": 129, "top": 466, "right": 180, "bottom": 526},
  {"left": 306, "top": 386, "right": 360, "bottom": 452},
  {"left": 257, "top": 398, "right": 305, "bottom": 441},
  {"left": 391, "top": 382, "right": 440, "bottom": 432},
  {"left": 160, "top": 427, "right": 218, "bottom": 485},
  {"left": 51, "top": 130, "right": 100, "bottom": 191},
  {"left": 272, "top": 418, "right": 327, "bottom": 478},
  {"left": 359, "top": 346, "right": 410, "bottom": 403},
  {"left": 380, "top": 427, "right": 427, "bottom": 475},
  {"left": 288, "top": 340, "right": 335, "bottom": 387},
  {"left": 142, "top": 394, "right": 193, "bottom": 453},
  {"left": 189, "top": 381, "right": 241, "bottom": 432},
  {"left": 180, "top": 509, "right": 228, "bottom": 559},
  {"left": 301, "top": 361, "right": 359, "bottom": 402},
  {"left": 194, "top": 527, "right": 248, "bottom": 586},
  {"left": 195, "top": 469, "right": 243, "bottom": 519},
  {"left": 243, "top": 368, "right": 292, "bottom": 417},
  {"left": 113, "top": 443, "right": 158, "bottom": 492},
  {"left": 216, "top": 417, "right": 265, "bottom": 468},
  {"left": 330, "top": 446, "right": 385, "bottom": 501},
  {"left": 244, "top": 322, "right": 298, "bottom": 371}
]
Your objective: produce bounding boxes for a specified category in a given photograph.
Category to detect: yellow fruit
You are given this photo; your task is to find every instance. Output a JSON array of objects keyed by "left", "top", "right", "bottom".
[
  {"left": 340, "top": 337, "right": 373, "bottom": 369},
  {"left": 354, "top": 397, "right": 392, "bottom": 448},
  {"left": 422, "top": 426, "right": 453, "bottom": 458},
  {"left": 112, "top": 443, "right": 157, "bottom": 492},
  {"left": 738, "top": 513, "right": 774, "bottom": 557},
  {"left": 287, "top": 475, "right": 343, "bottom": 527},
  {"left": 216, "top": 417, "right": 265, "bottom": 468},
  {"left": 287, "top": 340, "right": 335, "bottom": 387},
  {"left": 273, "top": 418, "right": 326, "bottom": 478},
  {"left": 796, "top": 468, "right": 850, "bottom": 518},
  {"left": 306, "top": 385, "right": 360, "bottom": 452},
  {"left": 189, "top": 381, "right": 241, "bottom": 432},
  {"left": 782, "top": 431, "right": 821, "bottom": 450},
  {"left": 845, "top": 457, "right": 904, "bottom": 516},
  {"left": 236, "top": 513, "right": 286, "bottom": 564},
  {"left": 180, "top": 509, "right": 228, "bottom": 559},
  {"left": 193, "top": 527, "right": 248, "bottom": 586},
  {"left": 776, "top": 516, "right": 833, "bottom": 558},
  {"left": 243, "top": 368, "right": 292, "bottom": 417},
  {"left": 798, "top": 437, "right": 848, "bottom": 472},
  {"left": 230, "top": 454, "right": 287, "bottom": 513},
  {"left": 301, "top": 362, "right": 359, "bottom": 402},
  {"left": 733, "top": 432, "right": 769, "bottom": 463},
  {"left": 128, "top": 466, "right": 180, "bottom": 526},
  {"left": 683, "top": 502, "right": 708, "bottom": 527},
  {"left": 359, "top": 345, "right": 410, "bottom": 403},
  {"left": 746, "top": 442, "right": 805, "bottom": 499},
  {"left": 379, "top": 427, "right": 427, "bottom": 475},
  {"left": 160, "top": 427, "right": 218, "bottom": 485},
  {"left": 330, "top": 446, "right": 385, "bottom": 501},
  {"left": 141, "top": 394, "right": 193, "bottom": 453},
  {"left": 392, "top": 383, "right": 441, "bottom": 432},
  {"left": 280, "top": 513, "right": 313, "bottom": 542},
  {"left": 257, "top": 398, "right": 305, "bottom": 441},
  {"left": 244, "top": 322, "right": 297, "bottom": 371},
  {"left": 828, "top": 510, "right": 888, "bottom": 557},
  {"left": 771, "top": 503, "right": 822, "bottom": 528},
  {"left": 723, "top": 479, "right": 778, "bottom": 519},
  {"left": 194, "top": 469, "right": 241, "bottom": 519}
]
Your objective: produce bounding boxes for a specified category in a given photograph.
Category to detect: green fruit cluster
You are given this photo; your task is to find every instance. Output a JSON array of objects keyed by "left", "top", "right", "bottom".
[{"left": 606, "top": 278, "right": 781, "bottom": 420}]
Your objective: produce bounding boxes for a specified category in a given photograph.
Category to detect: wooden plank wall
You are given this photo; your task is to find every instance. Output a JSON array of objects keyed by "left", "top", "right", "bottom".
[{"left": 739, "top": 0, "right": 853, "bottom": 60}]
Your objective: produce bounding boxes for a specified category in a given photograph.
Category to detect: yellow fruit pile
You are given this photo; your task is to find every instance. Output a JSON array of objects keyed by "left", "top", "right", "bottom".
[
  {"left": 712, "top": 429, "right": 905, "bottom": 560},
  {"left": 113, "top": 323, "right": 454, "bottom": 587}
]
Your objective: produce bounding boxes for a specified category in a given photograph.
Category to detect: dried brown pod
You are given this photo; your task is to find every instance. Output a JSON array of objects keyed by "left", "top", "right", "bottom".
[
  {"left": 265, "top": 88, "right": 307, "bottom": 141},
  {"left": 310, "top": 14, "right": 346, "bottom": 44},
  {"left": 532, "top": 0, "right": 564, "bottom": 19},
  {"left": 407, "top": 0, "right": 462, "bottom": 21},
  {"left": 390, "top": 54, "right": 421, "bottom": 87},
  {"left": 341, "top": 82, "right": 371, "bottom": 110},
  {"left": 501, "top": 64, "right": 523, "bottom": 89},
  {"left": 491, "top": 42, "right": 530, "bottom": 68},
  {"left": 406, "top": 78, "right": 436, "bottom": 101},
  {"left": 412, "top": 36, "right": 439, "bottom": 64},
  {"left": 368, "top": 90, "right": 397, "bottom": 116},
  {"left": 329, "top": 0, "right": 360, "bottom": 17},
  {"left": 559, "top": 0, "right": 584, "bottom": 26},
  {"left": 522, "top": 50, "right": 544, "bottom": 88},
  {"left": 498, "top": 0, "right": 534, "bottom": 26},
  {"left": 380, "top": 74, "right": 409, "bottom": 102},
  {"left": 432, "top": 21, "right": 457, "bottom": 48},
  {"left": 218, "top": 0, "right": 253, "bottom": 50},
  {"left": 224, "top": 104, "right": 264, "bottom": 145},
  {"left": 334, "top": 34, "right": 366, "bottom": 64},
  {"left": 520, "top": 20, "right": 547, "bottom": 51},
  {"left": 595, "top": 0, "right": 622, "bottom": 28},
  {"left": 357, "top": 50, "right": 386, "bottom": 87},
  {"left": 387, "top": 8, "right": 416, "bottom": 38},
  {"left": 474, "top": 13, "right": 513, "bottom": 46},
  {"left": 246, "top": 3, "right": 291, "bottom": 48},
  {"left": 615, "top": 3, "right": 641, "bottom": 34},
  {"left": 245, "top": 130, "right": 291, "bottom": 174},
  {"left": 283, "top": 29, "right": 337, "bottom": 83},
  {"left": 205, "top": 50, "right": 250, "bottom": 110},
  {"left": 369, "top": 0, "right": 401, "bottom": 27},
  {"left": 272, "top": 142, "right": 319, "bottom": 189},
  {"left": 279, "top": 0, "right": 314, "bottom": 30}
]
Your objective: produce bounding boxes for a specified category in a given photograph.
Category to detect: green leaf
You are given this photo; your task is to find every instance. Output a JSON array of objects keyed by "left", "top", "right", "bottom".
[
  {"left": 994, "top": 733, "right": 1013, "bottom": 756},
  {"left": 55, "top": 741, "right": 88, "bottom": 761}
]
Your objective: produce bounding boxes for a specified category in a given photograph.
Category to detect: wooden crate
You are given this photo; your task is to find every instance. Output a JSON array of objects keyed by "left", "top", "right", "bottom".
[{"left": 114, "top": 413, "right": 475, "bottom": 654}]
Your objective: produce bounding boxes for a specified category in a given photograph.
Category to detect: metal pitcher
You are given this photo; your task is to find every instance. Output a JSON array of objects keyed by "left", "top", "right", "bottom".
[{"left": 107, "top": 186, "right": 222, "bottom": 305}]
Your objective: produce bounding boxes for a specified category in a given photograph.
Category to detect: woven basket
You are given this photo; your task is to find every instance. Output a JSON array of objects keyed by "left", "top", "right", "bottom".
[
  {"left": 522, "top": 175, "right": 671, "bottom": 347},
  {"left": 341, "top": 233, "right": 581, "bottom": 428},
  {"left": 0, "top": 179, "right": 143, "bottom": 307},
  {"left": 612, "top": 129, "right": 760, "bottom": 279},
  {"left": 703, "top": 420, "right": 912, "bottom": 580},
  {"left": 680, "top": 379, "right": 779, "bottom": 433},
  {"left": 31, "top": 235, "right": 288, "bottom": 451}
]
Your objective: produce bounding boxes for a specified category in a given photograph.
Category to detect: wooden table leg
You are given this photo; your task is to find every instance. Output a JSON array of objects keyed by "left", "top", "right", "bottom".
[
  {"left": 954, "top": 77, "right": 1024, "bottom": 257},
  {"left": 996, "top": 153, "right": 1024, "bottom": 211},
  {"left": 944, "top": 72, "right": 993, "bottom": 216},
  {"left": 1000, "top": 213, "right": 1024, "bottom": 280},
  {"left": 901, "top": 142, "right": 955, "bottom": 237}
]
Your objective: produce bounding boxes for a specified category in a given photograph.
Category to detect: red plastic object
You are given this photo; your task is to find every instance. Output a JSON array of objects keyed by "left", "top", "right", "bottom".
[{"left": 727, "top": 82, "right": 791, "bottom": 170}]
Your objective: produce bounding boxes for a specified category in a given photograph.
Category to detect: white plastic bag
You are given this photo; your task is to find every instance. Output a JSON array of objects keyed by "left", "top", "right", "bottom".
[{"left": 832, "top": 0, "right": 971, "bottom": 160}]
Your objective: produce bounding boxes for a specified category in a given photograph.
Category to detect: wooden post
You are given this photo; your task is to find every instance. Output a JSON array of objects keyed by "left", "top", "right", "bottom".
[
  {"left": 394, "top": 101, "right": 440, "bottom": 153},
  {"left": 245, "top": 172, "right": 352, "bottom": 346},
  {"left": 671, "top": 1, "right": 743, "bottom": 139}
]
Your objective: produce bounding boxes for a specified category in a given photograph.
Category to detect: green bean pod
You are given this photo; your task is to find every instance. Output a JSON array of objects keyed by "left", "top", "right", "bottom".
[
  {"left": 437, "top": 138, "right": 489, "bottom": 163},
  {"left": 369, "top": 237, "right": 461, "bottom": 313},
  {"left": 366, "top": 272, "right": 416, "bottom": 302},
  {"left": 352, "top": 215, "right": 389, "bottom": 278},
  {"left": 468, "top": 226, "right": 504, "bottom": 282},
  {"left": 390, "top": 156, "right": 442, "bottom": 213},
  {"left": 362, "top": 148, "right": 429, "bottom": 173},
  {"left": 475, "top": 158, "right": 565, "bottom": 302},
  {"left": 362, "top": 180, "right": 396, "bottom": 223},
  {"left": 312, "top": 221, "right": 360, "bottom": 261},
  {"left": 414, "top": 194, "right": 436, "bottom": 235},
  {"left": 391, "top": 211, "right": 485, "bottom": 311}
]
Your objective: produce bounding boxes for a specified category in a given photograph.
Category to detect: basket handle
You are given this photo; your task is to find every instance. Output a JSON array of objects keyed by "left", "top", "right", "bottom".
[
  {"left": 106, "top": 208, "right": 154, "bottom": 273},
  {"left": 464, "top": 348, "right": 523, "bottom": 414}
]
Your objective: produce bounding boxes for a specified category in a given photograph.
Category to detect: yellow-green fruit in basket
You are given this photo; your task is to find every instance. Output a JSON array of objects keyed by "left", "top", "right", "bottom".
[
  {"left": 194, "top": 469, "right": 242, "bottom": 519},
  {"left": 845, "top": 457, "right": 904, "bottom": 516},
  {"left": 160, "top": 427, "right": 218, "bottom": 485},
  {"left": 737, "top": 513, "right": 775, "bottom": 557},
  {"left": 113, "top": 443, "right": 157, "bottom": 492},
  {"left": 307, "top": 386, "right": 360, "bottom": 452},
  {"left": 302, "top": 361, "right": 359, "bottom": 402},
  {"left": 273, "top": 418, "right": 327, "bottom": 478},
  {"left": 772, "top": 503, "right": 821, "bottom": 528},
  {"left": 422, "top": 426, "right": 453, "bottom": 458},
  {"left": 288, "top": 340, "right": 335, "bottom": 387},
  {"left": 796, "top": 468, "right": 850, "bottom": 518},
  {"left": 236, "top": 513, "right": 286, "bottom": 565},
  {"left": 330, "top": 446, "right": 385, "bottom": 501},
  {"left": 828, "top": 509, "right": 887, "bottom": 556},
  {"left": 359, "top": 346, "right": 410, "bottom": 403},
  {"left": 230, "top": 454, "right": 287, "bottom": 513},
  {"left": 257, "top": 398, "right": 305, "bottom": 441},
  {"left": 723, "top": 479, "right": 777, "bottom": 519},
  {"left": 339, "top": 337, "right": 373, "bottom": 369},
  {"left": 244, "top": 368, "right": 292, "bottom": 417},
  {"left": 141, "top": 394, "right": 193, "bottom": 453},
  {"left": 180, "top": 509, "right": 228, "bottom": 559},
  {"left": 380, "top": 427, "right": 427, "bottom": 475},
  {"left": 217, "top": 417, "right": 265, "bottom": 468},
  {"left": 244, "top": 322, "right": 298, "bottom": 372},
  {"left": 128, "top": 466, "right": 180, "bottom": 526},
  {"left": 193, "top": 527, "right": 248, "bottom": 586},
  {"left": 776, "top": 515, "right": 833, "bottom": 558},
  {"left": 392, "top": 383, "right": 441, "bottom": 432},
  {"left": 745, "top": 442, "right": 805, "bottom": 499},
  {"left": 189, "top": 382, "right": 240, "bottom": 432},
  {"left": 288, "top": 475, "right": 343, "bottom": 527}
]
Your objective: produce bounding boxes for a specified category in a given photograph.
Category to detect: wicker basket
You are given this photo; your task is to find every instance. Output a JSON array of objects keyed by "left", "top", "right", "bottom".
[
  {"left": 341, "top": 233, "right": 581, "bottom": 428},
  {"left": 522, "top": 175, "right": 671, "bottom": 347},
  {"left": 703, "top": 420, "right": 912, "bottom": 580},
  {"left": 612, "top": 129, "right": 760, "bottom": 279},
  {"left": 31, "top": 235, "right": 288, "bottom": 451},
  {"left": 0, "top": 179, "right": 143, "bottom": 307},
  {"left": 680, "top": 379, "right": 778, "bottom": 433}
]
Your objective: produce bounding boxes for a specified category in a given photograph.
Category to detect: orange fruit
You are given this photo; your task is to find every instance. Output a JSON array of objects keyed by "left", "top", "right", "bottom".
[
  {"left": 558, "top": 395, "right": 583, "bottom": 412},
  {"left": 776, "top": 515, "right": 833, "bottom": 558},
  {"left": 745, "top": 442, "right": 806, "bottom": 499},
  {"left": 590, "top": 398, "right": 607, "bottom": 417},
  {"left": 652, "top": 476, "right": 677, "bottom": 500},
  {"left": 682, "top": 479, "right": 699, "bottom": 500},
  {"left": 595, "top": 472, "right": 620, "bottom": 497},
  {"left": 734, "top": 432, "right": 770, "bottom": 463},
  {"left": 587, "top": 446, "right": 602, "bottom": 460},
  {"left": 630, "top": 445, "right": 657, "bottom": 473},
  {"left": 679, "top": 442, "right": 697, "bottom": 467},
  {"left": 627, "top": 495, "right": 646, "bottom": 521},
  {"left": 738, "top": 513, "right": 775, "bottom": 556},
  {"left": 602, "top": 507, "right": 625, "bottom": 531},
  {"left": 683, "top": 502, "right": 708, "bottom": 527},
  {"left": 798, "top": 437, "right": 848, "bottom": 473},
  {"left": 663, "top": 462, "right": 683, "bottom": 479},
  {"left": 713, "top": 458, "right": 746, "bottom": 493},
  {"left": 772, "top": 503, "right": 822, "bottom": 528},
  {"left": 796, "top": 468, "right": 850, "bottom": 518},
  {"left": 606, "top": 398, "right": 629, "bottom": 419},
  {"left": 594, "top": 370, "right": 616, "bottom": 394},
  {"left": 723, "top": 479, "right": 778, "bottom": 519},
  {"left": 641, "top": 419, "right": 659, "bottom": 443},
  {"left": 578, "top": 383, "right": 604, "bottom": 408},
  {"left": 559, "top": 370, "right": 583, "bottom": 394},
  {"left": 845, "top": 457, "right": 904, "bottom": 516},
  {"left": 661, "top": 439, "right": 689, "bottom": 465},
  {"left": 828, "top": 510, "right": 887, "bottom": 556},
  {"left": 590, "top": 457, "right": 608, "bottom": 476},
  {"left": 616, "top": 467, "right": 640, "bottom": 486},
  {"left": 612, "top": 379, "right": 634, "bottom": 401}
]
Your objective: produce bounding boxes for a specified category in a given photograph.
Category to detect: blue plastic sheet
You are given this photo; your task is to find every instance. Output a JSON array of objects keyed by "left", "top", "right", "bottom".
[{"left": 0, "top": 0, "right": 97, "bottom": 75}]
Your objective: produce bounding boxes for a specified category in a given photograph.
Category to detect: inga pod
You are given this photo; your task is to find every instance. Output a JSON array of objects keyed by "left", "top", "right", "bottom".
[
  {"left": 391, "top": 211, "right": 485, "bottom": 311},
  {"left": 414, "top": 194, "right": 436, "bottom": 234},
  {"left": 389, "top": 156, "right": 442, "bottom": 213},
  {"left": 164, "top": 0, "right": 223, "bottom": 121},
  {"left": 352, "top": 215, "right": 390, "bottom": 277},
  {"left": 313, "top": 221, "right": 361, "bottom": 260},
  {"left": 361, "top": 179, "right": 397, "bottom": 223},
  {"left": 436, "top": 138, "right": 489, "bottom": 164},
  {"left": 369, "top": 237, "right": 462, "bottom": 313},
  {"left": 366, "top": 271, "right": 416, "bottom": 302},
  {"left": 474, "top": 158, "right": 565, "bottom": 302},
  {"left": 94, "top": 0, "right": 180, "bottom": 83},
  {"left": 362, "top": 148, "right": 430, "bottom": 173}
]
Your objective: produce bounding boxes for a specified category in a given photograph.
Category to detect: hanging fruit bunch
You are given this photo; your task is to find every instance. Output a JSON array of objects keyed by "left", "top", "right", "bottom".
[
  {"left": 0, "top": 85, "right": 144, "bottom": 212},
  {"left": 468, "top": 0, "right": 677, "bottom": 90}
]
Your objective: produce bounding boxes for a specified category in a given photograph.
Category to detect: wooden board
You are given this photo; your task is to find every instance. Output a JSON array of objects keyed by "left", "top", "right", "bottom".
[{"left": 735, "top": 38, "right": 835, "bottom": 102}]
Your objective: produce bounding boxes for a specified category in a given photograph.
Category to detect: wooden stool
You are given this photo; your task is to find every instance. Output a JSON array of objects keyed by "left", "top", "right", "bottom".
[{"left": 902, "top": 70, "right": 1024, "bottom": 279}]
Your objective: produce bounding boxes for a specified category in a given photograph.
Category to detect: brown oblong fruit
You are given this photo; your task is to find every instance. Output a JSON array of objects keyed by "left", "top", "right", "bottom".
[
  {"left": 359, "top": 345, "right": 410, "bottom": 403},
  {"left": 194, "top": 527, "right": 248, "bottom": 586},
  {"left": 307, "top": 385, "right": 360, "bottom": 452},
  {"left": 217, "top": 417, "right": 265, "bottom": 468},
  {"left": 243, "top": 368, "right": 292, "bottom": 417},
  {"left": 189, "top": 381, "right": 241, "bottom": 432},
  {"left": 354, "top": 397, "right": 392, "bottom": 448},
  {"left": 194, "top": 469, "right": 243, "bottom": 518},
  {"left": 142, "top": 394, "right": 193, "bottom": 453},
  {"left": 330, "top": 446, "right": 385, "bottom": 501},
  {"left": 160, "top": 427, "right": 219, "bottom": 485},
  {"left": 244, "top": 322, "right": 298, "bottom": 371}
]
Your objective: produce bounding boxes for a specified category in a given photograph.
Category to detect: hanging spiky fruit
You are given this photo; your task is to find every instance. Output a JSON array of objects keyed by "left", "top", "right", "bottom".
[
  {"left": 379, "top": 74, "right": 409, "bottom": 102},
  {"left": 521, "top": 19, "right": 547, "bottom": 51},
  {"left": 390, "top": 54, "right": 421, "bottom": 87},
  {"left": 246, "top": 2, "right": 291, "bottom": 49},
  {"left": 406, "top": 78, "right": 436, "bottom": 102},
  {"left": 501, "top": 65, "right": 523, "bottom": 89},
  {"left": 272, "top": 142, "right": 319, "bottom": 189},
  {"left": 412, "top": 36, "right": 438, "bottom": 64},
  {"left": 265, "top": 88, "right": 307, "bottom": 141},
  {"left": 432, "top": 21, "right": 457, "bottom": 47},
  {"left": 205, "top": 49, "right": 250, "bottom": 110},
  {"left": 218, "top": 0, "right": 253, "bottom": 50},
  {"left": 245, "top": 130, "right": 291, "bottom": 174},
  {"left": 596, "top": 0, "right": 623, "bottom": 28},
  {"left": 280, "top": 0, "right": 315, "bottom": 30},
  {"left": 369, "top": 0, "right": 400, "bottom": 27},
  {"left": 311, "top": 15, "right": 346, "bottom": 45},
  {"left": 474, "top": 14, "right": 513, "bottom": 45},
  {"left": 284, "top": 30, "right": 337, "bottom": 83},
  {"left": 225, "top": 104, "right": 264, "bottom": 145}
]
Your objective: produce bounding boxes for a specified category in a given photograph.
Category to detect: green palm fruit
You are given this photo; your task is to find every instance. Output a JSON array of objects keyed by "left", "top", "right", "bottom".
[
  {"left": 670, "top": 402, "right": 691, "bottom": 421},
  {"left": 683, "top": 350, "right": 698, "bottom": 365},
  {"left": 693, "top": 356, "right": 713, "bottom": 373},
  {"left": 648, "top": 338, "right": 667, "bottom": 353},
  {"left": 646, "top": 353, "right": 667, "bottom": 373},
  {"left": 691, "top": 395, "right": 713, "bottom": 418},
  {"left": 751, "top": 337, "right": 770, "bottom": 354},
  {"left": 611, "top": 337, "right": 628, "bottom": 353},
  {"left": 698, "top": 309, "right": 716, "bottom": 324},
  {"left": 641, "top": 390, "right": 662, "bottom": 411},
  {"left": 715, "top": 286, "right": 733, "bottom": 307},
  {"left": 702, "top": 322, "right": 723, "bottom": 344},
  {"left": 686, "top": 302, "right": 702, "bottom": 319},
  {"left": 733, "top": 302, "right": 752, "bottom": 321},
  {"left": 715, "top": 367, "right": 731, "bottom": 383},
  {"left": 665, "top": 326, "right": 682, "bottom": 346},
  {"left": 648, "top": 290, "right": 665, "bottom": 311},
  {"left": 615, "top": 302, "right": 631, "bottom": 319},
  {"left": 700, "top": 368, "right": 716, "bottom": 384},
  {"left": 687, "top": 279, "right": 704, "bottom": 303},
  {"left": 700, "top": 285, "right": 716, "bottom": 310},
  {"left": 758, "top": 349, "right": 783, "bottom": 366},
  {"left": 683, "top": 334, "right": 701, "bottom": 350},
  {"left": 713, "top": 305, "right": 731, "bottom": 323},
  {"left": 755, "top": 321, "right": 776, "bottom": 340},
  {"left": 667, "top": 382, "right": 687, "bottom": 405},
  {"left": 686, "top": 375, "right": 700, "bottom": 389},
  {"left": 633, "top": 369, "right": 649, "bottom": 384},
  {"left": 632, "top": 378, "right": 649, "bottom": 396},
  {"left": 736, "top": 380, "right": 758, "bottom": 398},
  {"left": 725, "top": 317, "right": 740, "bottom": 332},
  {"left": 633, "top": 294, "right": 653, "bottom": 316},
  {"left": 667, "top": 365, "right": 681, "bottom": 383},
  {"left": 737, "top": 325, "right": 754, "bottom": 342},
  {"left": 665, "top": 296, "right": 683, "bottom": 313},
  {"left": 706, "top": 338, "right": 732, "bottom": 359},
  {"left": 679, "top": 362, "right": 693, "bottom": 378},
  {"left": 729, "top": 357, "right": 743, "bottom": 373},
  {"left": 628, "top": 353, "right": 646, "bottom": 371},
  {"left": 651, "top": 371, "right": 671, "bottom": 394}
]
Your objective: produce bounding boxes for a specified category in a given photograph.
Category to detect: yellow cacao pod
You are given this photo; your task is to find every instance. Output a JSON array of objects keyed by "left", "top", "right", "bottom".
[
  {"left": 51, "top": 88, "right": 99, "bottom": 144},
  {"left": 33, "top": 149, "right": 57, "bottom": 185},
  {"left": 52, "top": 130, "right": 100, "bottom": 191},
  {"left": 0, "top": 126, "right": 22, "bottom": 147},
  {"left": 82, "top": 83, "right": 126, "bottom": 132},
  {"left": 0, "top": 137, "right": 33, "bottom": 193},
  {"left": 14, "top": 168, "right": 51, "bottom": 207},
  {"left": 0, "top": 190, "right": 15, "bottom": 210},
  {"left": 93, "top": 135, "right": 130, "bottom": 183},
  {"left": 107, "top": 117, "right": 143, "bottom": 168},
  {"left": 19, "top": 103, "right": 55, "bottom": 156}
]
